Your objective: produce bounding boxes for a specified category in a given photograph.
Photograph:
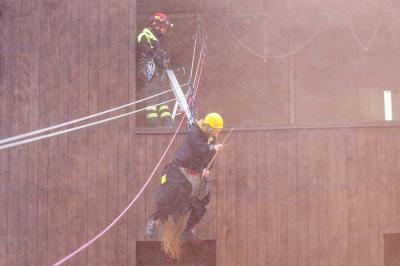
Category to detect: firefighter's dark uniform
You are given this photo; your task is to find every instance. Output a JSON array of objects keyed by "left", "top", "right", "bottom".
[
  {"left": 137, "top": 27, "right": 174, "bottom": 127},
  {"left": 147, "top": 122, "right": 216, "bottom": 236}
]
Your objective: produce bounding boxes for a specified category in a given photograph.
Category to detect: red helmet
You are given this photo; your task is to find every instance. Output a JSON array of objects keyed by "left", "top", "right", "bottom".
[{"left": 150, "top": 12, "right": 174, "bottom": 29}]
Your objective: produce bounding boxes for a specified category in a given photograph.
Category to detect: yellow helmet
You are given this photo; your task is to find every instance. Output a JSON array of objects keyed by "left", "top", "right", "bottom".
[{"left": 204, "top": 113, "right": 224, "bottom": 129}]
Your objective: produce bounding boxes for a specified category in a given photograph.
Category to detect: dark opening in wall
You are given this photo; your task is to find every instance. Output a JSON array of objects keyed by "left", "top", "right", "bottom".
[
  {"left": 384, "top": 233, "right": 400, "bottom": 266},
  {"left": 136, "top": 240, "right": 216, "bottom": 266}
]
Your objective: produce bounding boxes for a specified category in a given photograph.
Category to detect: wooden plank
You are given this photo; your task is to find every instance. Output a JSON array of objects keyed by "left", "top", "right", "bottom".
[
  {"left": 255, "top": 131, "right": 268, "bottom": 266},
  {"left": 346, "top": 129, "right": 361, "bottom": 266},
  {"left": 246, "top": 131, "right": 257, "bottom": 266},
  {"left": 336, "top": 129, "right": 349, "bottom": 266},
  {"left": 75, "top": 0, "right": 90, "bottom": 264},
  {"left": 287, "top": 129, "right": 298, "bottom": 266},
  {"left": 86, "top": 3, "right": 101, "bottom": 265},
  {"left": 6, "top": 1, "right": 21, "bottom": 265},
  {"left": 55, "top": 0, "right": 70, "bottom": 263},
  {"left": 66, "top": 0, "right": 81, "bottom": 264},
  {"left": 116, "top": 0, "right": 130, "bottom": 262},
  {"left": 364, "top": 128, "right": 379, "bottom": 266},
  {"left": 16, "top": 0, "right": 33, "bottom": 264},
  {"left": 315, "top": 129, "right": 330, "bottom": 266},
  {"left": 46, "top": 4, "right": 62, "bottom": 264},
  {"left": 296, "top": 129, "right": 310, "bottom": 266},
  {"left": 216, "top": 132, "right": 228, "bottom": 266},
  {"left": 276, "top": 130, "right": 288, "bottom": 266},
  {"left": 356, "top": 128, "right": 372, "bottom": 266},
  {"left": 37, "top": 3, "right": 51, "bottom": 265},
  {"left": 378, "top": 127, "right": 400, "bottom": 266},
  {"left": 266, "top": 130, "right": 279, "bottom": 266},
  {"left": 26, "top": 0, "right": 41, "bottom": 264},
  {"left": 106, "top": 6, "right": 120, "bottom": 265},
  {"left": 96, "top": 0, "right": 111, "bottom": 264},
  {"left": 326, "top": 129, "right": 340, "bottom": 266},
  {"left": 0, "top": 1, "right": 12, "bottom": 265},
  {"left": 236, "top": 133, "right": 247, "bottom": 266},
  {"left": 306, "top": 130, "right": 319, "bottom": 266},
  {"left": 225, "top": 131, "right": 237, "bottom": 266},
  {"left": 126, "top": 0, "right": 137, "bottom": 262}
]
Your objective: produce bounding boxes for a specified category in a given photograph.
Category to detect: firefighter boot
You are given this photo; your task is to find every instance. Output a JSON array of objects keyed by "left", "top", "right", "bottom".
[
  {"left": 145, "top": 217, "right": 159, "bottom": 239},
  {"left": 158, "top": 105, "right": 176, "bottom": 128}
]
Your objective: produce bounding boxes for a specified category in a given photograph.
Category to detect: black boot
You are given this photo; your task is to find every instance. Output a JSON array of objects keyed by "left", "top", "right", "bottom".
[
  {"left": 181, "top": 228, "right": 196, "bottom": 240},
  {"left": 145, "top": 217, "right": 159, "bottom": 239},
  {"left": 161, "top": 117, "right": 176, "bottom": 128}
]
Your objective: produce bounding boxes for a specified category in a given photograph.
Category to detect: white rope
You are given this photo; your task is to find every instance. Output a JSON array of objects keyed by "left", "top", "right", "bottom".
[
  {"left": 0, "top": 97, "right": 178, "bottom": 151},
  {"left": 347, "top": 12, "right": 380, "bottom": 52},
  {"left": 0, "top": 88, "right": 174, "bottom": 145}
]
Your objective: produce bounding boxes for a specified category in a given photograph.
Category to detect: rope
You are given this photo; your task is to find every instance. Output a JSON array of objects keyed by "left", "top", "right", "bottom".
[
  {"left": 0, "top": 97, "right": 179, "bottom": 151},
  {"left": 0, "top": 88, "right": 174, "bottom": 145},
  {"left": 52, "top": 115, "right": 186, "bottom": 266}
]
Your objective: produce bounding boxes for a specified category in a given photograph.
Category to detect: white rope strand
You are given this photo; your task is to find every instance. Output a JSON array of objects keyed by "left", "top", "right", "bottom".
[
  {"left": 0, "top": 97, "right": 178, "bottom": 151},
  {"left": 0, "top": 88, "right": 174, "bottom": 145}
]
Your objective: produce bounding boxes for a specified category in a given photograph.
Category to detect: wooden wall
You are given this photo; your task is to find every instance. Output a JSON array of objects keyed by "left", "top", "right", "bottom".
[
  {"left": 1, "top": 0, "right": 400, "bottom": 266},
  {"left": 0, "top": 0, "right": 136, "bottom": 265},
  {"left": 2, "top": 123, "right": 400, "bottom": 265}
]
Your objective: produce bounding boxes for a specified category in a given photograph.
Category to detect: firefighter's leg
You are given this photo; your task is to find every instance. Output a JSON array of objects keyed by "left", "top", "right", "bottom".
[
  {"left": 182, "top": 194, "right": 211, "bottom": 240},
  {"left": 158, "top": 104, "right": 176, "bottom": 127},
  {"left": 142, "top": 78, "right": 161, "bottom": 127}
]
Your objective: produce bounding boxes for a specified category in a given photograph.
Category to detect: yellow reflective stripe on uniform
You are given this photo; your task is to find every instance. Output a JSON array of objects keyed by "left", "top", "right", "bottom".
[
  {"left": 158, "top": 105, "right": 169, "bottom": 111},
  {"left": 161, "top": 174, "right": 167, "bottom": 184},
  {"left": 160, "top": 112, "right": 172, "bottom": 118},
  {"left": 146, "top": 105, "right": 157, "bottom": 112},
  {"left": 137, "top": 28, "right": 158, "bottom": 48},
  {"left": 147, "top": 113, "right": 158, "bottom": 119}
]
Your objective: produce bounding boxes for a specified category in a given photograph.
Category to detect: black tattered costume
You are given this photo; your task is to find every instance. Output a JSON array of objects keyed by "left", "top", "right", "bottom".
[{"left": 149, "top": 122, "right": 216, "bottom": 231}]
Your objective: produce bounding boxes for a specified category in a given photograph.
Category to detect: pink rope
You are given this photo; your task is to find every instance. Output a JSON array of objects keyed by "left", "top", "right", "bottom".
[{"left": 52, "top": 116, "right": 185, "bottom": 266}]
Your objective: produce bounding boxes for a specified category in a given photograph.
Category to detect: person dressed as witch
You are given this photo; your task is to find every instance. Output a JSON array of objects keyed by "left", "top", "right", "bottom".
[{"left": 145, "top": 112, "right": 225, "bottom": 240}]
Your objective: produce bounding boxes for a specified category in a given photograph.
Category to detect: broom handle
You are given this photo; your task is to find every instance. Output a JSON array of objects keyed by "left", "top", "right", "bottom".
[{"left": 205, "top": 128, "right": 234, "bottom": 171}]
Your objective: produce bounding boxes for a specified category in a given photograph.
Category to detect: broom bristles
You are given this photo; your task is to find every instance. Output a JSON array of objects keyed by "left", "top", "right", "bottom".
[{"left": 161, "top": 211, "right": 190, "bottom": 260}]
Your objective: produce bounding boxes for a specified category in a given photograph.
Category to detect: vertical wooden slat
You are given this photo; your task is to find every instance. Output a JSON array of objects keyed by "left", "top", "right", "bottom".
[
  {"left": 287, "top": 129, "right": 298, "bottom": 266},
  {"left": 76, "top": 0, "right": 90, "bottom": 264},
  {"left": 246, "top": 131, "right": 257, "bottom": 266},
  {"left": 26, "top": 0, "right": 41, "bottom": 264},
  {"left": 326, "top": 129, "right": 340, "bottom": 266},
  {"left": 236, "top": 133, "right": 247, "bottom": 266},
  {"left": 0, "top": 1, "right": 11, "bottom": 265},
  {"left": 225, "top": 132, "right": 237, "bottom": 266},
  {"left": 365, "top": 128, "right": 379, "bottom": 266},
  {"left": 126, "top": 0, "right": 137, "bottom": 262},
  {"left": 116, "top": 0, "right": 130, "bottom": 262},
  {"left": 216, "top": 133, "right": 227, "bottom": 266},
  {"left": 357, "top": 128, "right": 372, "bottom": 266},
  {"left": 337, "top": 129, "right": 348, "bottom": 266},
  {"left": 97, "top": 0, "right": 110, "bottom": 264},
  {"left": 46, "top": 3, "right": 62, "bottom": 263},
  {"left": 37, "top": 2, "right": 51, "bottom": 264},
  {"left": 256, "top": 131, "right": 268, "bottom": 266},
  {"left": 16, "top": 0, "right": 32, "bottom": 264},
  {"left": 86, "top": 2, "right": 100, "bottom": 265},
  {"left": 307, "top": 130, "right": 319, "bottom": 266},
  {"left": 315, "top": 129, "right": 329, "bottom": 266},
  {"left": 67, "top": 0, "right": 80, "bottom": 264},
  {"left": 296, "top": 130, "right": 310, "bottom": 266},
  {"left": 266, "top": 130, "right": 278, "bottom": 266},
  {"left": 106, "top": 5, "right": 119, "bottom": 265},
  {"left": 0, "top": 1, "right": 10, "bottom": 265},
  {"left": 277, "top": 130, "right": 289, "bottom": 266},
  {"left": 6, "top": 1, "right": 21, "bottom": 265},
  {"left": 346, "top": 129, "right": 360, "bottom": 266}
]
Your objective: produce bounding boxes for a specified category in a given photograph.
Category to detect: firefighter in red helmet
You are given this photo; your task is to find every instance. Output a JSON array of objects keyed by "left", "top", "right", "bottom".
[{"left": 137, "top": 12, "right": 176, "bottom": 127}]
